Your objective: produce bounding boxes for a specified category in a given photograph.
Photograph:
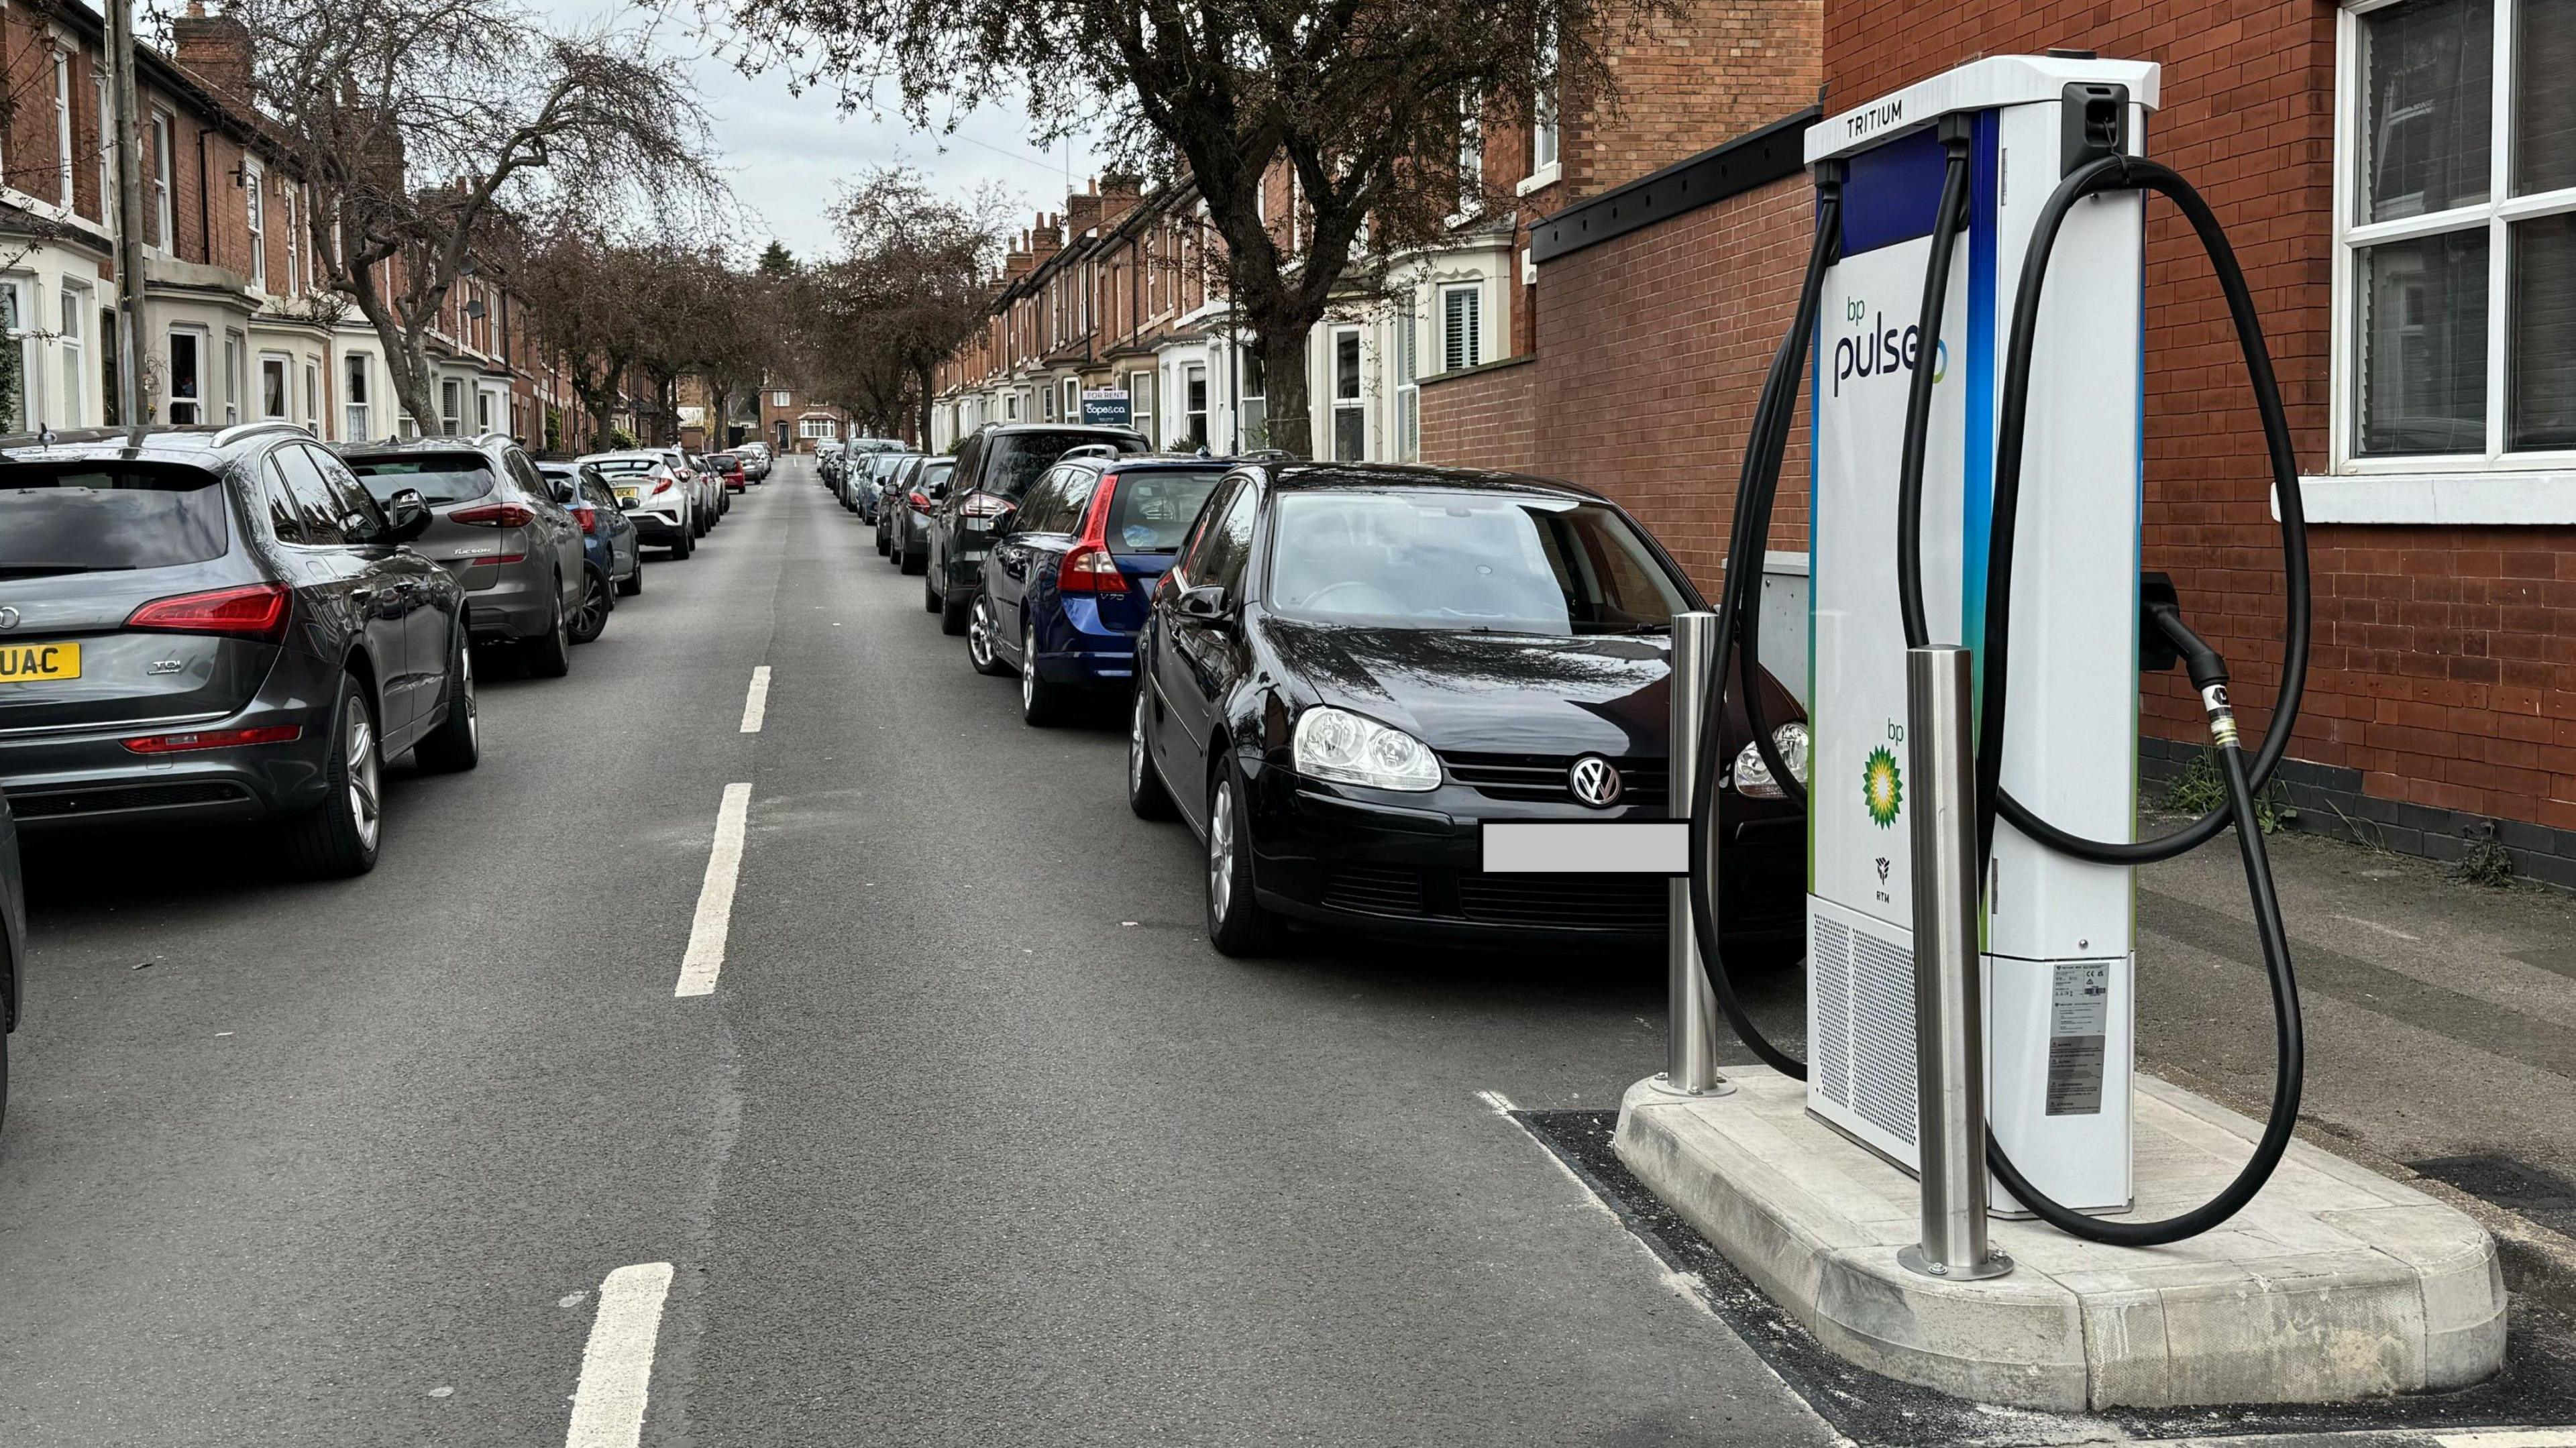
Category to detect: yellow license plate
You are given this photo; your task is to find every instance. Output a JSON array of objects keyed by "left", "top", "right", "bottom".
[
  {"left": 614, "top": 488, "right": 640, "bottom": 505},
  {"left": 0, "top": 640, "right": 79, "bottom": 683}
]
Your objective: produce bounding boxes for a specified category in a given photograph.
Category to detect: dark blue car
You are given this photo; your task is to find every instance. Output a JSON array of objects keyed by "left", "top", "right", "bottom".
[
  {"left": 538, "top": 461, "right": 642, "bottom": 641},
  {"left": 966, "top": 455, "right": 1229, "bottom": 724}
]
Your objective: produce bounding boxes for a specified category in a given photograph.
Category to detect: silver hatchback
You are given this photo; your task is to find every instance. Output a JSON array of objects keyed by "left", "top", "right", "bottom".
[{"left": 338, "top": 434, "right": 586, "bottom": 675}]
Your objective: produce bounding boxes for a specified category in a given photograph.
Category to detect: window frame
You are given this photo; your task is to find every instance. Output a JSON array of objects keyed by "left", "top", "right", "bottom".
[
  {"left": 1395, "top": 298, "right": 1421, "bottom": 463},
  {"left": 52, "top": 49, "right": 74, "bottom": 209},
  {"left": 243, "top": 158, "right": 266, "bottom": 290},
  {"left": 149, "top": 112, "right": 174, "bottom": 254},
  {"left": 56, "top": 281, "right": 85, "bottom": 427},
  {"left": 165, "top": 325, "right": 204, "bottom": 425},
  {"left": 258, "top": 351, "right": 290, "bottom": 421},
  {"left": 2321, "top": 0, "right": 2576, "bottom": 522},
  {"left": 1439, "top": 283, "right": 1484, "bottom": 374},
  {"left": 1330, "top": 325, "right": 1366, "bottom": 462},
  {"left": 343, "top": 352, "right": 371, "bottom": 441}
]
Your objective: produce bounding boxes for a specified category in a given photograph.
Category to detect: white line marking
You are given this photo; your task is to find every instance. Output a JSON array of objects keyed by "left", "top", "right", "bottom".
[
  {"left": 1475, "top": 1089, "right": 1519, "bottom": 1116},
  {"left": 2332, "top": 912, "right": 2421, "bottom": 942},
  {"left": 674, "top": 784, "right": 753, "bottom": 997},
  {"left": 2436, "top": 1432, "right": 2576, "bottom": 1447},
  {"left": 737, "top": 666, "right": 771, "bottom": 734},
  {"left": 564, "top": 1262, "right": 674, "bottom": 1448}
]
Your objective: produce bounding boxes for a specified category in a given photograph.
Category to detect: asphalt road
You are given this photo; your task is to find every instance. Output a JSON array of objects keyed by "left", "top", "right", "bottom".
[{"left": 0, "top": 457, "right": 1833, "bottom": 1447}]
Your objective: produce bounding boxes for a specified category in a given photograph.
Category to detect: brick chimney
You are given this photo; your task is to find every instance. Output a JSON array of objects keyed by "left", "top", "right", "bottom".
[
  {"left": 1098, "top": 172, "right": 1144, "bottom": 227},
  {"left": 174, "top": 1, "right": 254, "bottom": 103},
  {"left": 1029, "top": 212, "right": 1062, "bottom": 265},
  {"left": 1063, "top": 180, "right": 1103, "bottom": 239},
  {"left": 1002, "top": 233, "right": 1034, "bottom": 284}
]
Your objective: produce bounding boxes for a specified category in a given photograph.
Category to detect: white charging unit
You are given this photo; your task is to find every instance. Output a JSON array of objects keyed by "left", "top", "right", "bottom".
[{"left": 1801, "top": 56, "right": 2157, "bottom": 1214}]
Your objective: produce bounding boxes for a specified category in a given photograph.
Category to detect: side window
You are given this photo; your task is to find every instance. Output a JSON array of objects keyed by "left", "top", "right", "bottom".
[
  {"left": 1053, "top": 471, "right": 1098, "bottom": 533},
  {"left": 271, "top": 445, "right": 346, "bottom": 545},
  {"left": 582, "top": 476, "right": 618, "bottom": 510},
  {"left": 1018, "top": 468, "right": 1070, "bottom": 532},
  {"left": 307, "top": 445, "right": 389, "bottom": 543},
  {"left": 506, "top": 451, "right": 557, "bottom": 508},
  {"left": 1197, "top": 482, "right": 1259, "bottom": 596},
  {"left": 1177, "top": 476, "right": 1246, "bottom": 585},
  {"left": 260, "top": 459, "right": 308, "bottom": 545},
  {"left": 949, "top": 435, "right": 982, "bottom": 498}
]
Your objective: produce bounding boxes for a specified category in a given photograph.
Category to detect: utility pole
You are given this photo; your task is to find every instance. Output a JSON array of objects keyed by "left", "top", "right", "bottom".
[{"left": 106, "top": 0, "right": 150, "bottom": 431}]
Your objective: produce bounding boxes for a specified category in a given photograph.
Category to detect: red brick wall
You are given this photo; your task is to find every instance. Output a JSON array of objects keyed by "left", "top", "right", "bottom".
[
  {"left": 1827, "top": 0, "right": 2576, "bottom": 835},
  {"left": 1419, "top": 358, "right": 1539, "bottom": 474},
  {"left": 1566, "top": 1, "right": 1824, "bottom": 200}
]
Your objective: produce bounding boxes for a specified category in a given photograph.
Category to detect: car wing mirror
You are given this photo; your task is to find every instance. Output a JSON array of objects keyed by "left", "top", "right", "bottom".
[
  {"left": 385, "top": 488, "right": 433, "bottom": 544},
  {"left": 1178, "top": 584, "right": 1229, "bottom": 622}
]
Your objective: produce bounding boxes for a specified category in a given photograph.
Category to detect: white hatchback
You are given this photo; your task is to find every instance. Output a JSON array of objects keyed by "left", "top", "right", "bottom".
[{"left": 578, "top": 450, "right": 697, "bottom": 559}]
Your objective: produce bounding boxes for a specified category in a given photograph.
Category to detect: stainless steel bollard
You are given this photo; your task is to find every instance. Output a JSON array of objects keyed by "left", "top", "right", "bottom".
[
  {"left": 1897, "top": 646, "right": 2011, "bottom": 1281},
  {"left": 1656, "top": 610, "right": 1731, "bottom": 1097}
]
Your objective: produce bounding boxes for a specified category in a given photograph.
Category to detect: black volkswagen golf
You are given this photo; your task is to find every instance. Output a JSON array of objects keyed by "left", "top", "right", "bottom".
[
  {"left": 0, "top": 424, "right": 478, "bottom": 876},
  {"left": 1130, "top": 461, "right": 1807, "bottom": 958}
]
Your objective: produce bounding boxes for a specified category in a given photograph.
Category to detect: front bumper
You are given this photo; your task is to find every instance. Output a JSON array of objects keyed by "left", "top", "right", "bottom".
[
  {"left": 1237, "top": 758, "right": 1806, "bottom": 953},
  {"left": 0, "top": 673, "right": 339, "bottom": 832}
]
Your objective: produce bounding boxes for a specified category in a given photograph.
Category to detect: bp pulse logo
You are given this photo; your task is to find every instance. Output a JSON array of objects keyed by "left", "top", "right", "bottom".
[
  {"left": 1833, "top": 298, "right": 1947, "bottom": 396},
  {"left": 1863, "top": 744, "right": 1904, "bottom": 828}
]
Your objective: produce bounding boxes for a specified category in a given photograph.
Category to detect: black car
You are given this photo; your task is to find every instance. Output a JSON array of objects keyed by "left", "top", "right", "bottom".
[
  {"left": 887, "top": 457, "right": 952, "bottom": 575},
  {"left": 0, "top": 424, "right": 477, "bottom": 876},
  {"left": 1, "top": 787, "right": 21, "bottom": 1133},
  {"left": 924, "top": 425, "right": 1146, "bottom": 635},
  {"left": 1128, "top": 460, "right": 1805, "bottom": 957}
]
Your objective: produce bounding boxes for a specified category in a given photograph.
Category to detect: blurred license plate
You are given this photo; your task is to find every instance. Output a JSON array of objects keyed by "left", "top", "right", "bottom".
[
  {"left": 0, "top": 641, "right": 80, "bottom": 683},
  {"left": 614, "top": 487, "right": 640, "bottom": 505},
  {"left": 963, "top": 517, "right": 989, "bottom": 533}
]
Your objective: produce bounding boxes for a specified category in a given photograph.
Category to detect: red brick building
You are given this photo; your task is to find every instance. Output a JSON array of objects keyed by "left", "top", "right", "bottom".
[{"left": 1421, "top": 0, "right": 2576, "bottom": 883}]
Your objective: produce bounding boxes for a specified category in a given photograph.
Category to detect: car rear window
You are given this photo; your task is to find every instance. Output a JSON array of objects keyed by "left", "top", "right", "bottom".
[
  {"left": 343, "top": 454, "right": 497, "bottom": 506},
  {"left": 707, "top": 453, "right": 739, "bottom": 467},
  {"left": 1106, "top": 469, "right": 1226, "bottom": 552},
  {"left": 0, "top": 463, "right": 231, "bottom": 573},
  {"left": 982, "top": 432, "right": 1145, "bottom": 500},
  {"left": 584, "top": 457, "right": 655, "bottom": 477}
]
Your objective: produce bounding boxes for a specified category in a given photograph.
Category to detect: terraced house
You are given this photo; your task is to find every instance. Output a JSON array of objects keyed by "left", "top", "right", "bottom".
[{"left": 0, "top": 0, "right": 574, "bottom": 445}]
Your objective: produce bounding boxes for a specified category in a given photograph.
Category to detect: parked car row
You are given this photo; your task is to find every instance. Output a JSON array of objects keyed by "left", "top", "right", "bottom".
[
  {"left": 0, "top": 421, "right": 769, "bottom": 1127},
  {"left": 850, "top": 423, "right": 1812, "bottom": 965}
]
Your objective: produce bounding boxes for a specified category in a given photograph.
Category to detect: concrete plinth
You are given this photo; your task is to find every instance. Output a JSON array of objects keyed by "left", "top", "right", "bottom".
[{"left": 1614, "top": 1068, "right": 2506, "bottom": 1411}]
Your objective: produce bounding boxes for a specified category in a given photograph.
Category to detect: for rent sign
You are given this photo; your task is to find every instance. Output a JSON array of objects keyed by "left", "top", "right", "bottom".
[{"left": 1081, "top": 388, "right": 1132, "bottom": 427}]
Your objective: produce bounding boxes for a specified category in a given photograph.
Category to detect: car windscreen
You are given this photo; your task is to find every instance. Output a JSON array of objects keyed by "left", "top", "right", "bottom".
[
  {"left": 343, "top": 454, "right": 498, "bottom": 506},
  {"left": 1106, "top": 469, "right": 1226, "bottom": 553},
  {"left": 981, "top": 433, "right": 1144, "bottom": 500},
  {"left": 0, "top": 463, "right": 231, "bottom": 573},
  {"left": 1265, "top": 490, "right": 1688, "bottom": 636},
  {"left": 871, "top": 454, "right": 912, "bottom": 480}
]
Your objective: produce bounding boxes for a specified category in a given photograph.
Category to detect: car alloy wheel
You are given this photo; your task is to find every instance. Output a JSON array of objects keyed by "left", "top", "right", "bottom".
[
  {"left": 967, "top": 594, "right": 1003, "bottom": 674},
  {"left": 1021, "top": 625, "right": 1037, "bottom": 713},
  {"left": 346, "top": 702, "right": 382, "bottom": 854},
  {"left": 1130, "top": 691, "right": 1150, "bottom": 794},
  {"left": 458, "top": 644, "right": 478, "bottom": 753},
  {"left": 1208, "top": 776, "right": 1236, "bottom": 925}
]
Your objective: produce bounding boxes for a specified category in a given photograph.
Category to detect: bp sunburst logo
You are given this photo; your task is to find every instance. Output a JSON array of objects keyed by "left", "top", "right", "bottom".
[{"left": 1863, "top": 746, "right": 1903, "bottom": 828}]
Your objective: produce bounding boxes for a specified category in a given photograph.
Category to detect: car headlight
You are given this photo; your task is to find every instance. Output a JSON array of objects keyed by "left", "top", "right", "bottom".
[
  {"left": 1731, "top": 721, "right": 1810, "bottom": 799},
  {"left": 1293, "top": 706, "right": 1442, "bottom": 792}
]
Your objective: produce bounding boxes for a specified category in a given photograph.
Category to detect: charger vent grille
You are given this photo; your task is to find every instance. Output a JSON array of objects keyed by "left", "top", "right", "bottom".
[
  {"left": 1813, "top": 916, "right": 1854, "bottom": 1109},
  {"left": 1849, "top": 925, "right": 1919, "bottom": 1146}
]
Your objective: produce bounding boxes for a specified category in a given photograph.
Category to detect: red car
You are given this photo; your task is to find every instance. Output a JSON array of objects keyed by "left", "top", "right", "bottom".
[{"left": 704, "top": 453, "right": 749, "bottom": 492}]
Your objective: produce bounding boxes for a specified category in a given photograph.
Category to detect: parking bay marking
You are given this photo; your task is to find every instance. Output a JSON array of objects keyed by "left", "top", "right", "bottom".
[
  {"left": 564, "top": 1262, "right": 674, "bottom": 1448},
  {"left": 674, "top": 783, "right": 752, "bottom": 997},
  {"left": 738, "top": 666, "right": 772, "bottom": 734}
]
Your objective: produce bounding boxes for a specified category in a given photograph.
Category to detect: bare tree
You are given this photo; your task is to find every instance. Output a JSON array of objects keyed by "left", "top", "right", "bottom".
[
  {"left": 517, "top": 227, "right": 650, "bottom": 447},
  {"left": 721, "top": 0, "right": 1650, "bottom": 456},
  {"left": 235, "top": 0, "right": 722, "bottom": 431},
  {"left": 810, "top": 167, "right": 1009, "bottom": 447}
]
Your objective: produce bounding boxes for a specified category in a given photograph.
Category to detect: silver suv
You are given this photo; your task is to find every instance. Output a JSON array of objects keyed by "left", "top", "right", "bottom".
[{"left": 339, "top": 433, "right": 586, "bottom": 676}]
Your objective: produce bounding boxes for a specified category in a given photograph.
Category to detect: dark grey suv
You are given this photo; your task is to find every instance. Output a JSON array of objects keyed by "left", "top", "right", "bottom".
[
  {"left": 0, "top": 423, "right": 477, "bottom": 876},
  {"left": 339, "top": 433, "right": 585, "bottom": 676},
  {"left": 926, "top": 425, "right": 1145, "bottom": 634}
]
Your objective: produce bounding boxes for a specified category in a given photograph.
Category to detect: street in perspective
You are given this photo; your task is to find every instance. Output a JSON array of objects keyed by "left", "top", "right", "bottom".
[{"left": 4, "top": 0, "right": 2576, "bottom": 1445}]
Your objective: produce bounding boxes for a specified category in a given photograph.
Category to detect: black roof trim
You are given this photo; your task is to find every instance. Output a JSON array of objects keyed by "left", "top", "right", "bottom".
[{"left": 1529, "top": 108, "right": 1819, "bottom": 265}]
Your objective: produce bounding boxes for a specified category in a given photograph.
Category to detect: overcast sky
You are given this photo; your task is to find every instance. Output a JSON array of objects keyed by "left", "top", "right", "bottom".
[{"left": 534, "top": 0, "right": 1110, "bottom": 263}]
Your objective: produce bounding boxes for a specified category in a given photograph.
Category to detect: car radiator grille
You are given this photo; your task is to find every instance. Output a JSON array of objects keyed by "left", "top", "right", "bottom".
[
  {"left": 1440, "top": 752, "right": 1668, "bottom": 808},
  {"left": 11, "top": 780, "right": 251, "bottom": 819},
  {"left": 1456, "top": 872, "right": 1668, "bottom": 930}
]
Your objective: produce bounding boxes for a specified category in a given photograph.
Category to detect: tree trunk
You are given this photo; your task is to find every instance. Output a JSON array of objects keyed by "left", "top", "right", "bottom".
[
  {"left": 1259, "top": 323, "right": 1313, "bottom": 459},
  {"left": 914, "top": 363, "right": 936, "bottom": 450}
]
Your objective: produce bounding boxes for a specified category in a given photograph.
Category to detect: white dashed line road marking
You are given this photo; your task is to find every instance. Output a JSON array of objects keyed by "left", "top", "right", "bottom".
[
  {"left": 2435, "top": 1432, "right": 2576, "bottom": 1447},
  {"left": 564, "top": 1262, "right": 673, "bottom": 1448},
  {"left": 738, "top": 666, "right": 772, "bottom": 734},
  {"left": 674, "top": 784, "right": 752, "bottom": 997}
]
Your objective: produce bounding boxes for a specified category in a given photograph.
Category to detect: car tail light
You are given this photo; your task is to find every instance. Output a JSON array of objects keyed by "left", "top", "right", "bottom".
[
  {"left": 651, "top": 478, "right": 675, "bottom": 495},
  {"left": 572, "top": 507, "right": 599, "bottom": 535},
  {"left": 451, "top": 502, "right": 535, "bottom": 527},
  {"left": 1059, "top": 476, "right": 1128, "bottom": 594},
  {"left": 123, "top": 724, "right": 301, "bottom": 754},
  {"left": 125, "top": 582, "right": 293, "bottom": 642},
  {"left": 907, "top": 491, "right": 929, "bottom": 510},
  {"left": 961, "top": 492, "right": 1010, "bottom": 518}
]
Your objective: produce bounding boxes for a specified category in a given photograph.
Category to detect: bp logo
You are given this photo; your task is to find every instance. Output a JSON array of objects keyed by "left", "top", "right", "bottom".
[{"left": 1863, "top": 745, "right": 1904, "bottom": 828}]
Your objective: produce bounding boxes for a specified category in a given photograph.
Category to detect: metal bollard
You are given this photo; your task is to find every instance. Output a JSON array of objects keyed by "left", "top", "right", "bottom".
[
  {"left": 1656, "top": 610, "right": 1731, "bottom": 1097},
  {"left": 1897, "top": 645, "right": 2011, "bottom": 1281}
]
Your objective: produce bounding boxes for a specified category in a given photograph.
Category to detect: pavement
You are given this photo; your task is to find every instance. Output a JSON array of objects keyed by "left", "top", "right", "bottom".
[{"left": 0, "top": 454, "right": 2569, "bottom": 1446}]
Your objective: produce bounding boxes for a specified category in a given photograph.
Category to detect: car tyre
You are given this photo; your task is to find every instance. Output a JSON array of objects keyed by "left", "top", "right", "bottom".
[
  {"left": 280, "top": 673, "right": 384, "bottom": 879},
  {"left": 967, "top": 595, "right": 1011, "bottom": 676},
  {"left": 568, "top": 565, "right": 612, "bottom": 645},
  {"left": 900, "top": 545, "right": 925, "bottom": 576},
  {"left": 413, "top": 628, "right": 480, "bottom": 773},
  {"left": 525, "top": 581, "right": 573, "bottom": 678},
  {"left": 1204, "top": 757, "right": 1279, "bottom": 957},
  {"left": 616, "top": 558, "right": 643, "bottom": 597},
  {"left": 669, "top": 526, "right": 694, "bottom": 561},
  {"left": 939, "top": 585, "right": 971, "bottom": 636},
  {"left": 1127, "top": 686, "right": 1177, "bottom": 820},
  {"left": 923, "top": 571, "right": 943, "bottom": 612},
  {"left": 1019, "top": 620, "right": 1069, "bottom": 724}
]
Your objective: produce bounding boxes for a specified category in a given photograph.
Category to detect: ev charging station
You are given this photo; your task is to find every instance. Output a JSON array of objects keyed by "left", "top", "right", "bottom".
[{"left": 1801, "top": 57, "right": 2155, "bottom": 1218}]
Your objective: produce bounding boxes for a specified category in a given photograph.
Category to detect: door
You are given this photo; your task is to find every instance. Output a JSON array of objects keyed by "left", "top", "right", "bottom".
[
  {"left": 508, "top": 450, "right": 584, "bottom": 616},
  {"left": 1153, "top": 477, "right": 1254, "bottom": 813},
  {"left": 584, "top": 474, "right": 635, "bottom": 579},
  {"left": 268, "top": 445, "right": 411, "bottom": 733},
  {"left": 309, "top": 443, "right": 443, "bottom": 738},
  {"left": 988, "top": 467, "right": 1071, "bottom": 661}
]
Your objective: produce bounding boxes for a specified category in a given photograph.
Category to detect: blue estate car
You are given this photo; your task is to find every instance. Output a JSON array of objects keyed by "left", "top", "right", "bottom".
[
  {"left": 965, "top": 455, "right": 1229, "bottom": 724},
  {"left": 537, "top": 461, "right": 641, "bottom": 637}
]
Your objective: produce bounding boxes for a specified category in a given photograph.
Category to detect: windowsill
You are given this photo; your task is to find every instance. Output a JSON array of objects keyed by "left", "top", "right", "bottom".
[
  {"left": 2288, "top": 471, "right": 2576, "bottom": 525},
  {"left": 1515, "top": 162, "right": 1562, "bottom": 197}
]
